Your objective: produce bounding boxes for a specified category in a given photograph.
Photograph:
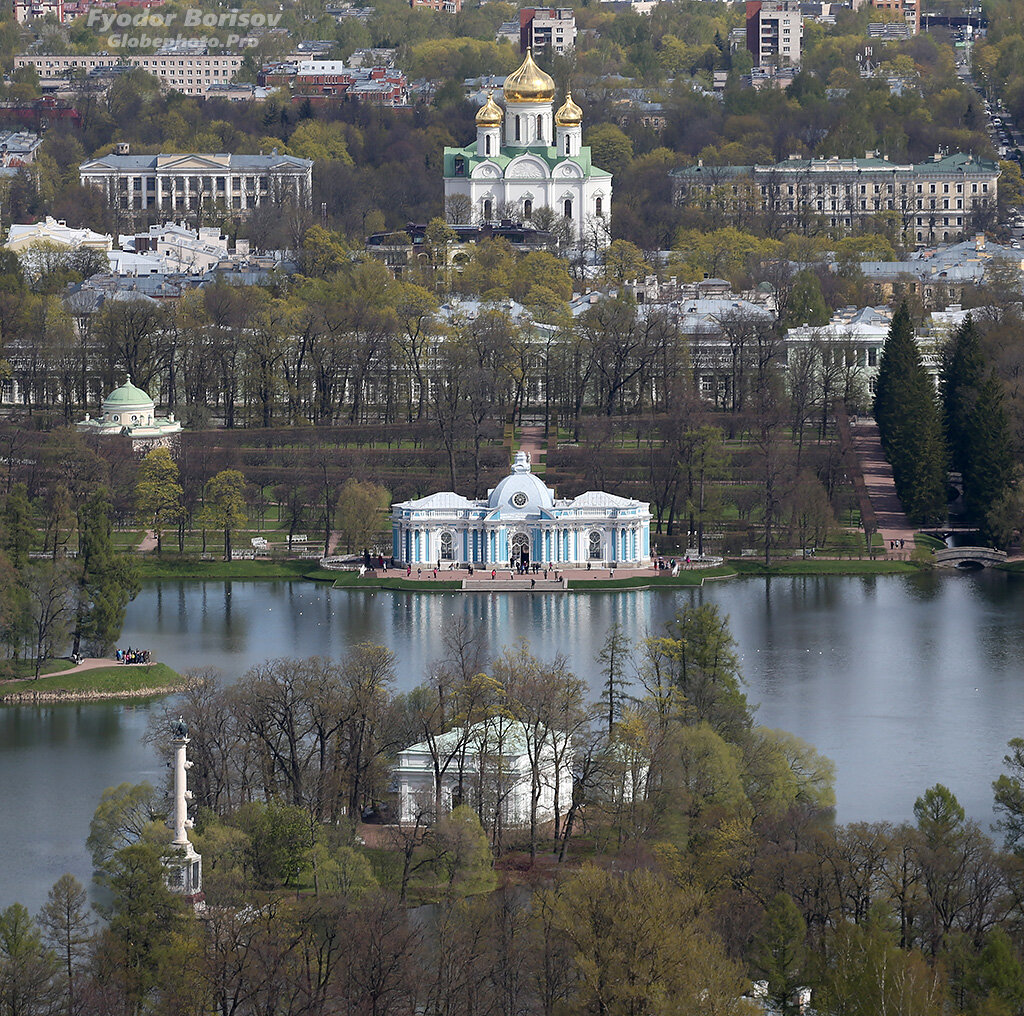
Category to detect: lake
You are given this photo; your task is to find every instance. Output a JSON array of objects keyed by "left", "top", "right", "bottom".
[{"left": 4, "top": 570, "right": 1023, "bottom": 912}]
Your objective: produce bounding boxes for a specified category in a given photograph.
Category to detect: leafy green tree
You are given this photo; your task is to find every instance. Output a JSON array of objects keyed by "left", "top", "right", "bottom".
[
  {"left": 2, "top": 482, "right": 34, "bottom": 570},
  {"left": 874, "top": 303, "right": 947, "bottom": 525},
  {"left": 234, "top": 801, "right": 310, "bottom": 889},
  {"left": 198, "top": 469, "right": 249, "bottom": 562},
  {"left": 86, "top": 782, "right": 163, "bottom": 878},
  {"left": 335, "top": 478, "right": 391, "bottom": 555},
  {"left": 134, "top": 447, "right": 183, "bottom": 556},
  {"left": 993, "top": 737, "right": 1024, "bottom": 855},
  {"left": 432, "top": 805, "right": 495, "bottom": 894},
  {"left": 583, "top": 123, "right": 635, "bottom": 177},
  {"left": 783, "top": 269, "right": 829, "bottom": 329},
  {"left": 751, "top": 893, "right": 807, "bottom": 1014}
]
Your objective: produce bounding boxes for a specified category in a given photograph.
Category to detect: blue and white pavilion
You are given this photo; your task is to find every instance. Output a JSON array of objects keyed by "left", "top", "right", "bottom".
[{"left": 391, "top": 451, "right": 652, "bottom": 568}]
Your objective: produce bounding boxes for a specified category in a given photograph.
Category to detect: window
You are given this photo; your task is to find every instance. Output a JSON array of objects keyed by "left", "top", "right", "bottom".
[
  {"left": 565, "top": 135, "right": 571, "bottom": 154},
  {"left": 485, "top": 135, "right": 491, "bottom": 155},
  {"left": 523, "top": 198, "right": 532, "bottom": 218},
  {"left": 564, "top": 198, "right": 573, "bottom": 218},
  {"left": 537, "top": 116, "right": 544, "bottom": 142},
  {"left": 515, "top": 115, "right": 521, "bottom": 142},
  {"left": 588, "top": 531, "right": 602, "bottom": 559},
  {"left": 483, "top": 198, "right": 493, "bottom": 220},
  {"left": 595, "top": 196, "right": 603, "bottom": 217},
  {"left": 440, "top": 532, "right": 454, "bottom": 560}
]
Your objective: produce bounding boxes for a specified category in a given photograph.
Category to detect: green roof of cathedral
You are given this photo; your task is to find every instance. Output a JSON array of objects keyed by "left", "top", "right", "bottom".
[{"left": 442, "top": 144, "right": 612, "bottom": 179}]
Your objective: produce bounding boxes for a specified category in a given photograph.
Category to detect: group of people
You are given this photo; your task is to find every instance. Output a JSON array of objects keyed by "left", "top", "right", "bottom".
[
  {"left": 116, "top": 648, "right": 151, "bottom": 665},
  {"left": 653, "top": 557, "right": 687, "bottom": 576},
  {"left": 889, "top": 539, "right": 907, "bottom": 551}
]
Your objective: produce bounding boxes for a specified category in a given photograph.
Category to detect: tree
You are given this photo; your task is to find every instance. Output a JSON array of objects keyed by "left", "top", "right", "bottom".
[
  {"left": 432, "top": 805, "right": 495, "bottom": 894},
  {"left": 134, "top": 447, "right": 183, "bottom": 556},
  {"left": 751, "top": 893, "right": 807, "bottom": 1013},
  {"left": 993, "top": 737, "right": 1024, "bottom": 855},
  {"left": 23, "top": 560, "right": 75, "bottom": 677},
  {"left": 874, "top": 303, "right": 947, "bottom": 525},
  {"left": 198, "top": 469, "right": 249, "bottom": 561},
  {"left": 86, "top": 781, "right": 162, "bottom": 878},
  {"left": 73, "top": 486, "right": 140, "bottom": 657},
  {"left": 0, "top": 903, "right": 60, "bottom": 1016},
  {"left": 783, "top": 269, "right": 829, "bottom": 329},
  {"left": 940, "top": 316, "right": 986, "bottom": 477},
  {"left": 37, "top": 874, "right": 91, "bottom": 1016},
  {"left": 597, "top": 622, "right": 632, "bottom": 738},
  {"left": 961, "top": 375, "right": 1014, "bottom": 545},
  {"left": 583, "top": 123, "right": 634, "bottom": 177},
  {"left": 335, "top": 478, "right": 391, "bottom": 556}
]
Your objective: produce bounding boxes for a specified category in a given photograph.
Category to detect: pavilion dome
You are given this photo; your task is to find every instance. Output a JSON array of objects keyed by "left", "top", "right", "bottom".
[
  {"left": 503, "top": 49, "right": 555, "bottom": 103},
  {"left": 488, "top": 451, "right": 555, "bottom": 512},
  {"left": 102, "top": 376, "right": 155, "bottom": 415}
]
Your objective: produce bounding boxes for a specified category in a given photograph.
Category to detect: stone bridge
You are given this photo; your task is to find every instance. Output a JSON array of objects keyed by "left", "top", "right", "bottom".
[{"left": 934, "top": 546, "right": 1007, "bottom": 569}]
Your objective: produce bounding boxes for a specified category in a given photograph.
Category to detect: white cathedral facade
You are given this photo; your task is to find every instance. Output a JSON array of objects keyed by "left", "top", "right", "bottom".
[
  {"left": 442, "top": 50, "right": 612, "bottom": 244},
  {"left": 391, "top": 451, "right": 651, "bottom": 568}
]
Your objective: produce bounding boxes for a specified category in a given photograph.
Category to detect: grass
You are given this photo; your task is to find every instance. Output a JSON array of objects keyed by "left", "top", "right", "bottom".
[
  {"left": 1, "top": 658, "right": 76, "bottom": 680},
  {"left": 0, "top": 662, "right": 183, "bottom": 701},
  {"left": 135, "top": 558, "right": 337, "bottom": 582},
  {"left": 729, "top": 557, "right": 922, "bottom": 576},
  {"left": 915, "top": 532, "right": 946, "bottom": 550}
]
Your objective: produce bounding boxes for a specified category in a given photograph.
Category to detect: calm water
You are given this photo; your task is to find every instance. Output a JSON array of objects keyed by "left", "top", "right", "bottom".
[{"left": 4, "top": 571, "right": 1024, "bottom": 911}]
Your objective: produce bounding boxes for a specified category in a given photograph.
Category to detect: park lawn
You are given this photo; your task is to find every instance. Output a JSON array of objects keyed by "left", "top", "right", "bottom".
[
  {"left": 567, "top": 567, "right": 736, "bottom": 590},
  {"left": 2, "top": 658, "right": 76, "bottom": 680},
  {"left": 729, "top": 557, "right": 921, "bottom": 576},
  {"left": 331, "top": 573, "right": 463, "bottom": 592},
  {"left": 135, "top": 558, "right": 337, "bottom": 582},
  {"left": 0, "top": 662, "right": 182, "bottom": 700},
  {"left": 915, "top": 532, "right": 946, "bottom": 550}
]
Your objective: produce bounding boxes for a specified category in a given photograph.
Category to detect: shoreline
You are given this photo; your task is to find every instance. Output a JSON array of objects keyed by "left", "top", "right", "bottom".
[
  {"left": 130, "top": 555, "right": 928, "bottom": 589},
  {"left": 0, "top": 662, "right": 183, "bottom": 706}
]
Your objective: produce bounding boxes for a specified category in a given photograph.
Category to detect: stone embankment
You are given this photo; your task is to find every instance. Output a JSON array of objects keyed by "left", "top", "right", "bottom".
[{"left": 0, "top": 685, "right": 182, "bottom": 705}]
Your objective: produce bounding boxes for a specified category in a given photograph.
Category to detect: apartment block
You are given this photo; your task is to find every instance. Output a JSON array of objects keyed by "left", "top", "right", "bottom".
[
  {"left": 519, "top": 8, "right": 576, "bottom": 55},
  {"left": 745, "top": 0, "right": 803, "bottom": 67}
]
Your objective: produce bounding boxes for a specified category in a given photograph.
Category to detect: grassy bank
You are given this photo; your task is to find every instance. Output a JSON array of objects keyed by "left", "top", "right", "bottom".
[
  {"left": 728, "top": 557, "right": 922, "bottom": 577},
  {"left": 135, "top": 557, "right": 336, "bottom": 582},
  {"left": 0, "top": 663, "right": 184, "bottom": 703}
]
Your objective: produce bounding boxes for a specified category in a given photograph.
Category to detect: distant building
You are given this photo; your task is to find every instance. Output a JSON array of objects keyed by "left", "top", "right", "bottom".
[
  {"left": 746, "top": 0, "right": 803, "bottom": 66},
  {"left": 366, "top": 220, "right": 557, "bottom": 276},
  {"left": 14, "top": 53, "right": 243, "bottom": 96},
  {"left": 259, "top": 60, "right": 408, "bottom": 105},
  {"left": 77, "top": 376, "right": 182, "bottom": 449},
  {"left": 854, "top": 0, "right": 919, "bottom": 33},
  {"left": 79, "top": 149, "right": 313, "bottom": 213},
  {"left": 6, "top": 215, "right": 112, "bottom": 252},
  {"left": 0, "top": 130, "right": 42, "bottom": 166},
  {"left": 410, "top": 0, "right": 461, "bottom": 11},
  {"left": 519, "top": 7, "right": 576, "bottom": 55},
  {"left": 443, "top": 50, "right": 613, "bottom": 244},
  {"left": 394, "top": 718, "right": 574, "bottom": 829},
  {"left": 13, "top": 0, "right": 63, "bottom": 23},
  {"left": 671, "top": 152, "right": 1000, "bottom": 245}
]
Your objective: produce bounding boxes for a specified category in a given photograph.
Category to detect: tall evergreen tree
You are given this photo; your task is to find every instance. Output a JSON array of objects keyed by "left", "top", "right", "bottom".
[
  {"left": 874, "top": 304, "right": 947, "bottom": 525},
  {"left": 963, "top": 373, "right": 1014, "bottom": 544},
  {"left": 939, "top": 316, "right": 986, "bottom": 476}
]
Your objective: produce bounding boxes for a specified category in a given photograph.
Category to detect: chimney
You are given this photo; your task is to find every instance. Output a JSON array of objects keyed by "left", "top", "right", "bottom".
[
  {"left": 975, "top": 233, "right": 985, "bottom": 251},
  {"left": 116, "top": 141, "right": 129, "bottom": 155}
]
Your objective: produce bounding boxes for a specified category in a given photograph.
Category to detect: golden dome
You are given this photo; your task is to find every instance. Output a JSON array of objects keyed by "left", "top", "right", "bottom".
[
  {"left": 555, "top": 89, "right": 583, "bottom": 126},
  {"left": 503, "top": 49, "right": 555, "bottom": 103},
  {"left": 475, "top": 91, "right": 503, "bottom": 126}
]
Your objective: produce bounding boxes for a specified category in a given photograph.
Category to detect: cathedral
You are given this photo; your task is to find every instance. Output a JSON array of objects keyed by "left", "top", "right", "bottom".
[{"left": 442, "top": 50, "right": 612, "bottom": 243}]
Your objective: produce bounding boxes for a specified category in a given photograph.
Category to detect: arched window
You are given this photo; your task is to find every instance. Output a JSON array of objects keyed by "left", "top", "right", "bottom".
[
  {"left": 523, "top": 198, "right": 533, "bottom": 219},
  {"left": 515, "top": 115, "right": 521, "bottom": 142},
  {"left": 483, "top": 198, "right": 493, "bottom": 220},
  {"left": 440, "top": 532, "right": 454, "bottom": 560},
  {"left": 588, "top": 531, "right": 602, "bottom": 559},
  {"left": 537, "top": 115, "right": 544, "bottom": 142},
  {"left": 595, "top": 196, "right": 603, "bottom": 218},
  {"left": 565, "top": 135, "right": 571, "bottom": 155},
  {"left": 564, "top": 198, "right": 573, "bottom": 219},
  {"left": 485, "top": 135, "right": 491, "bottom": 155}
]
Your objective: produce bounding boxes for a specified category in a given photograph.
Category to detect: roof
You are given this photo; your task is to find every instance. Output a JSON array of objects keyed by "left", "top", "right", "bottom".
[
  {"left": 671, "top": 151, "right": 1000, "bottom": 180},
  {"left": 80, "top": 152, "right": 313, "bottom": 172},
  {"left": 103, "top": 377, "right": 155, "bottom": 408}
]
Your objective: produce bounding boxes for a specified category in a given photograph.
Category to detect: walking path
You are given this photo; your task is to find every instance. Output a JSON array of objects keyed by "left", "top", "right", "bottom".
[
  {"left": 518, "top": 425, "right": 546, "bottom": 468},
  {"left": 850, "top": 418, "right": 916, "bottom": 551}
]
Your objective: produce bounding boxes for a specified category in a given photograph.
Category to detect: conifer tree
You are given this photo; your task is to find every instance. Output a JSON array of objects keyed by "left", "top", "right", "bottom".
[
  {"left": 874, "top": 303, "right": 947, "bottom": 525},
  {"left": 963, "top": 374, "right": 1014, "bottom": 544},
  {"left": 939, "top": 316, "right": 986, "bottom": 476}
]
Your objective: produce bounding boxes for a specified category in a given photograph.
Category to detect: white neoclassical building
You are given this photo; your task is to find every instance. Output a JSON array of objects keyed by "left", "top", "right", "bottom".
[
  {"left": 442, "top": 50, "right": 612, "bottom": 243},
  {"left": 77, "top": 376, "right": 182, "bottom": 449},
  {"left": 394, "top": 718, "right": 573, "bottom": 828},
  {"left": 391, "top": 451, "right": 651, "bottom": 568}
]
